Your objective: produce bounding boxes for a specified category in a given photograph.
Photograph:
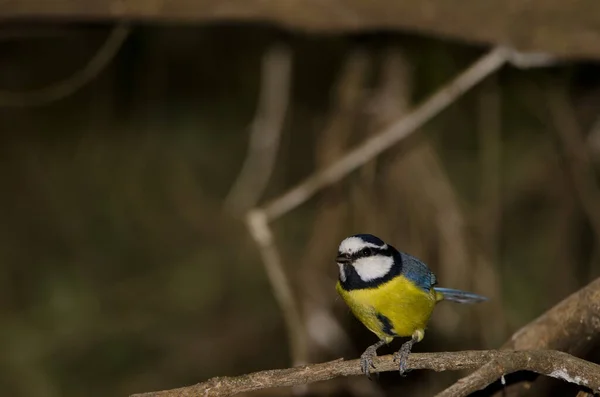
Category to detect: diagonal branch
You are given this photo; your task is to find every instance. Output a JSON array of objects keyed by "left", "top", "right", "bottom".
[
  {"left": 260, "top": 46, "right": 511, "bottom": 221},
  {"left": 130, "top": 350, "right": 600, "bottom": 397},
  {"left": 253, "top": 46, "right": 554, "bottom": 223}
]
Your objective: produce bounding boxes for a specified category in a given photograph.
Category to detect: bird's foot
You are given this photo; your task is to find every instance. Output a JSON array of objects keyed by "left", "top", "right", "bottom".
[
  {"left": 393, "top": 338, "right": 415, "bottom": 376},
  {"left": 360, "top": 346, "right": 378, "bottom": 379},
  {"left": 360, "top": 340, "right": 386, "bottom": 379}
]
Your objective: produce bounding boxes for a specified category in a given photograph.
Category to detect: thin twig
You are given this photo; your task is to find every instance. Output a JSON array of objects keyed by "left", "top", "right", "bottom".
[
  {"left": 260, "top": 46, "right": 511, "bottom": 221},
  {"left": 245, "top": 210, "right": 308, "bottom": 367},
  {"left": 0, "top": 24, "right": 130, "bottom": 107},
  {"left": 224, "top": 44, "right": 292, "bottom": 215},
  {"left": 502, "top": 46, "right": 559, "bottom": 69},
  {"left": 130, "top": 350, "right": 600, "bottom": 397}
]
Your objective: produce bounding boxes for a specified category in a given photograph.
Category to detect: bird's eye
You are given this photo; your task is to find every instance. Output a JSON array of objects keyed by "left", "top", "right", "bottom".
[{"left": 360, "top": 248, "right": 372, "bottom": 256}]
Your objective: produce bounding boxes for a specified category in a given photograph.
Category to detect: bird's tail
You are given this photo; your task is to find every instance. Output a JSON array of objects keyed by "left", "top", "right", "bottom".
[{"left": 433, "top": 287, "right": 488, "bottom": 303}]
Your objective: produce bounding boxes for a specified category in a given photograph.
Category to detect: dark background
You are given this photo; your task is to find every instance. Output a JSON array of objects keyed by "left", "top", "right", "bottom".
[{"left": 1, "top": 18, "right": 599, "bottom": 397}]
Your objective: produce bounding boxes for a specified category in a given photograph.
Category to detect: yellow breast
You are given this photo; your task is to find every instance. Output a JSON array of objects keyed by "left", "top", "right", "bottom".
[{"left": 336, "top": 274, "right": 437, "bottom": 341}]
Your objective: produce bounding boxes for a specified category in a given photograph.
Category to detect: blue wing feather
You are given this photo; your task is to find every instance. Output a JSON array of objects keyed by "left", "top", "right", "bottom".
[
  {"left": 389, "top": 246, "right": 487, "bottom": 303},
  {"left": 394, "top": 250, "right": 436, "bottom": 292}
]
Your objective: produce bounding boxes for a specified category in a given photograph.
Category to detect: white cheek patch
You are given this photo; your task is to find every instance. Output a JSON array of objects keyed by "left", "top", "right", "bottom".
[
  {"left": 353, "top": 255, "right": 393, "bottom": 282},
  {"left": 338, "top": 263, "right": 346, "bottom": 282},
  {"left": 339, "top": 237, "right": 386, "bottom": 254}
]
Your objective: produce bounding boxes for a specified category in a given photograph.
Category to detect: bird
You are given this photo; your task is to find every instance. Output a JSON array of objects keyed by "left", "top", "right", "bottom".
[{"left": 335, "top": 233, "right": 487, "bottom": 378}]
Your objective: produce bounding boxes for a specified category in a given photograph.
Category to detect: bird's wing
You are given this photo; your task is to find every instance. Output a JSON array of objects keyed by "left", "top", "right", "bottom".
[{"left": 395, "top": 250, "right": 437, "bottom": 292}]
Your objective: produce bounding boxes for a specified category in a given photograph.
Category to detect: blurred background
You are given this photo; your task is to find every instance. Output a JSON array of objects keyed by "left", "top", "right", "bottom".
[{"left": 1, "top": 3, "right": 600, "bottom": 397}]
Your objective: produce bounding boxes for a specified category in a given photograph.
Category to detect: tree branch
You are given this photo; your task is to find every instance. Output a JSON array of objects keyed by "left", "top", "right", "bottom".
[
  {"left": 130, "top": 350, "right": 600, "bottom": 397},
  {"left": 443, "top": 277, "right": 600, "bottom": 396},
  {"left": 130, "top": 278, "right": 600, "bottom": 396},
  {"left": 261, "top": 46, "right": 510, "bottom": 221},
  {"left": 434, "top": 351, "right": 600, "bottom": 397},
  {"left": 504, "top": 277, "right": 600, "bottom": 353},
  {"left": 2, "top": 0, "right": 600, "bottom": 60}
]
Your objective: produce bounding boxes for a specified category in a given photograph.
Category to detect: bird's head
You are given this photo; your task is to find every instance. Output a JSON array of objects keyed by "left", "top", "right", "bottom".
[{"left": 336, "top": 234, "right": 395, "bottom": 283}]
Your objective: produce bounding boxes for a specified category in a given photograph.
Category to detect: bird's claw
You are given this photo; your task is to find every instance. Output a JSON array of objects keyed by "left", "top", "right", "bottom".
[
  {"left": 393, "top": 341, "right": 414, "bottom": 376},
  {"left": 360, "top": 347, "right": 378, "bottom": 379}
]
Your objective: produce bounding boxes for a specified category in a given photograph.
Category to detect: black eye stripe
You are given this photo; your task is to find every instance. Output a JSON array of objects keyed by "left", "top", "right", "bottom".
[
  {"left": 353, "top": 247, "right": 377, "bottom": 258},
  {"left": 341, "top": 246, "right": 391, "bottom": 260}
]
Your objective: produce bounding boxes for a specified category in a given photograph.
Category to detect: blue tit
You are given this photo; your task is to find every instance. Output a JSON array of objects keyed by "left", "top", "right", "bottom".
[{"left": 335, "top": 234, "right": 487, "bottom": 377}]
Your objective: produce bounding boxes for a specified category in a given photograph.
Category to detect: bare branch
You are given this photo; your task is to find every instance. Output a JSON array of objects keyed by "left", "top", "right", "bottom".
[
  {"left": 502, "top": 47, "right": 559, "bottom": 69},
  {"left": 224, "top": 44, "right": 292, "bottom": 215},
  {"left": 444, "top": 277, "right": 600, "bottom": 396},
  {"left": 130, "top": 350, "right": 600, "bottom": 397},
  {"left": 247, "top": 45, "right": 554, "bottom": 222},
  {"left": 0, "top": 24, "right": 129, "bottom": 107},
  {"left": 3, "top": 1, "right": 600, "bottom": 60},
  {"left": 434, "top": 350, "right": 600, "bottom": 397},
  {"left": 260, "top": 46, "right": 510, "bottom": 221}
]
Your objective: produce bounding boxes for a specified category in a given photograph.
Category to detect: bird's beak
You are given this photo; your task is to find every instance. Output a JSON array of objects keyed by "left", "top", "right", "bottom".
[{"left": 336, "top": 253, "right": 350, "bottom": 265}]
